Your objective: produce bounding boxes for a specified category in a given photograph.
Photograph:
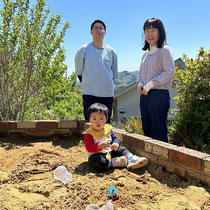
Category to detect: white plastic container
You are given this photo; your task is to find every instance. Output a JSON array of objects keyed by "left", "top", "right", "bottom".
[
  {"left": 101, "top": 200, "right": 114, "bottom": 210},
  {"left": 86, "top": 204, "right": 100, "bottom": 210},
  {"left": 53, "top": 165, "right": 72, "bottom": 184},
  {"left": 86, "top": 200, "right": 114, "bottom": 210}
]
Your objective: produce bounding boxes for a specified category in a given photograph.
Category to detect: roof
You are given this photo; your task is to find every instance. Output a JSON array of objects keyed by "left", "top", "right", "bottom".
[
  {"left": 174, "top": 58, "right": 187, "bottom": 70},
  {"left": 115, "top": 82, "right": 137, "bottom": 98}
]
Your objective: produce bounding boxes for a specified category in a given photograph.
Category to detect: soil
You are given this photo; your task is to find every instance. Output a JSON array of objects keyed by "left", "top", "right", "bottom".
[{"left": 0, "top": 134, "right": 209, "bottom": 210}]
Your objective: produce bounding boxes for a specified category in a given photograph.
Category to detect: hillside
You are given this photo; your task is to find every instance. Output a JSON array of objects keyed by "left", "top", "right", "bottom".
[{"left": 114, "top": 70, "right": 138, "bottom": 94}]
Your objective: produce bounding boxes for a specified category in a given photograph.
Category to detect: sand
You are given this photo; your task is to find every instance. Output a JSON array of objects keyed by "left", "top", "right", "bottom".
[{"left": 0, "top": 134, "right": 209, "bottom": 210}]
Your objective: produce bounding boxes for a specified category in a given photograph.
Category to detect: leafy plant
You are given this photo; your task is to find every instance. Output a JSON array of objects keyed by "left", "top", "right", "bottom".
[
  {"left": 170, "top": 47, "right": 210, "bottom": 152},
  {"left": 24, "top": 72, "right": 84, "bottom": 120},
  {"left": 0, "top": 0, "right": 70, "bottom": 120},
  {"left": 112, "top": 116, "right": 144, "bottom": 135}
]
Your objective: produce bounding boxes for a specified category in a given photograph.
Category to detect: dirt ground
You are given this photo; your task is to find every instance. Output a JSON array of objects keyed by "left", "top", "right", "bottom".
[{"left": 0, "top": 134, "right": 209, "bottom": 210}]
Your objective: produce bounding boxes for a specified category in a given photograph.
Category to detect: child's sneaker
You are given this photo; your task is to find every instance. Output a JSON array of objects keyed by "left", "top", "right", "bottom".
[
  {"left": 112, "top": 156, "right": 127, "bottom": 168},
  {"left": 127, "top": 155, "right": 148, "bottom": 170}
]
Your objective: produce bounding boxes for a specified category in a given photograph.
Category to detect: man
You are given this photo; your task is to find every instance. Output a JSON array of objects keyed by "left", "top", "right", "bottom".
[{"left": 75, "top": 19, "right": 118, "bottom": 123}]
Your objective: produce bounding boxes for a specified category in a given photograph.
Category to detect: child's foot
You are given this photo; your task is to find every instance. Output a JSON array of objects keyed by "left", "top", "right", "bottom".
[
  {"left": 112, "top": 156, "right": 127, "bottom": 168},
  {"left": 127, "top": 155, "right": 148, "bottom": 170}
]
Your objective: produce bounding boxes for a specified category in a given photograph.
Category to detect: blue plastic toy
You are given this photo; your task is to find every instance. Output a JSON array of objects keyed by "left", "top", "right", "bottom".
[{"left": 109, "top": 186, "right": 119, "bottom": 200}]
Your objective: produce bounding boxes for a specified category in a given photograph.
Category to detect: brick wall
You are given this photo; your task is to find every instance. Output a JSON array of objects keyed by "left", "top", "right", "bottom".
[
  {"left": 0, "top": 120, "right": 84, "bottom": 137},
  {"left": 112, "top": 127, "right": 210, "bottom": 187},
  {"left": 0, "top": 120, "right": 209, "bottom": 186}
]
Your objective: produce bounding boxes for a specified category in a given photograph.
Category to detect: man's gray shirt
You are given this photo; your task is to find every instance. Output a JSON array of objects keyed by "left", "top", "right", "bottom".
[{"left": 75, "top": 42, "right": 118, "bottom": 97}]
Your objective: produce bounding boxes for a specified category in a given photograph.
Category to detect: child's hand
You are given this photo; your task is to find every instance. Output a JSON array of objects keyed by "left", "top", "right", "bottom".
[
  {"left": 98, "top": 141, "right": 110, "bottom": 149},
  {"left": 111, "top": 143, "right": 119, "bottom": 151}
]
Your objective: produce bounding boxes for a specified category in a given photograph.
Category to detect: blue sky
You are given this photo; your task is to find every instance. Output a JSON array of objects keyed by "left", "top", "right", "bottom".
[{"left": 3, "top": 0, "right": 210, "bottom": 75}]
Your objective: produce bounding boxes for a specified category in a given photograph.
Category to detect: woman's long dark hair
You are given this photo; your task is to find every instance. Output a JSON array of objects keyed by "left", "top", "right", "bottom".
[{"left": 142, "top": 17, "right": 167, "bottom": 51}]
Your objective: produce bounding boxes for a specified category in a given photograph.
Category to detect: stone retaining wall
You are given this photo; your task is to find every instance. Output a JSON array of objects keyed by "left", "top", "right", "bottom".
[{"left": 0, "top": 120, "right": 209, "bottom": 186}]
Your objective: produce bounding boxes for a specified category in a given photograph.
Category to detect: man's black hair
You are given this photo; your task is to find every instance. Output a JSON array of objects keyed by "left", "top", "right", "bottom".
[{"left": 91, "top": 19, "right": 106, "bottom": 31}]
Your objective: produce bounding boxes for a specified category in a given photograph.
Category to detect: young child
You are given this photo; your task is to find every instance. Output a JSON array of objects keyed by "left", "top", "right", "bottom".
[{"left": 83, "top": 103, "right": 148, "bottom": 172}]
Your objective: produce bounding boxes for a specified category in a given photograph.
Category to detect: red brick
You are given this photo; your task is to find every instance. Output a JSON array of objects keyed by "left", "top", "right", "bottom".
[
  {"left": 172, "top": 166, "right": 186, "bottom": 179},
  {"left": 49, "top": 129, "right": 70, "bottom": 135},
  {"left": 78, "top": 120, "right": 86, "bottom": 131},
  {"left": 169, "top": 147, "right": 209, "bottom": 171},
  {"left": 70, "top": 129, "right": 81, "bottom": 135},
  {"left": 0, "top": 121, "right": 17, "bottom": 130},
  {"left": 144, "top": 139, "right": 169, "bottom": 159},
  {"left": 123, "top": 133, "right": 146, "bottom": 150},
  {"left": 186, "top": 169, "right": 210, "bottom": 187},
  {"left": 9, "top": 129, "right": 29, "bottom": 134},
  {"left": 158, "top": 159, "right": 169, "bottom": 168},
  {"left": 58, "top": 121, "right": 77, "bottom": 129},
  {"left": 29, "top": 129, "right": 50, "bottom": 136},
  {"left": 0, "top": 122, "right": 9, "bottom": 129},
  {"left": 0, "top": 130, "right": 9, "bottom": 136},
  {"left": 145, "top": 140, "right": 179, "bottom": 160},
  {"left": 158, "top": 159, "right": 186, "bottom": 179},
  {"left": 36, "top": 121, "right": 58, "bottom": 129},
  {"left": 9, "top": 121, "right": 17, "bottom": 129},
  {"left": 203, "top": 156, "right": 210, "bottom": 175}
]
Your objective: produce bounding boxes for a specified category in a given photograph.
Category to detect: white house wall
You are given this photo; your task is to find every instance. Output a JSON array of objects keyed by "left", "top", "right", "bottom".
[
  {"left": 114, "top": 86, "right": 178, "bottom": 123},
  {"left": 115, "top": 86, "right": 140, "bottom": 122}
]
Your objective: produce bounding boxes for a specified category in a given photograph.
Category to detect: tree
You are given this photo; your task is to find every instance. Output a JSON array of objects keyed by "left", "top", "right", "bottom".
[
  {"left": 24, "top": 72, "right": 84, "bottom": 120},
  {"left": 48, "top": 73, "right": 83, "bottom": 120},
  {"left": 0, "top": 0, "right": 70, "bottom": 120},
  {"left": 171, "top": 48, "right": 210, "bottom": 152}
]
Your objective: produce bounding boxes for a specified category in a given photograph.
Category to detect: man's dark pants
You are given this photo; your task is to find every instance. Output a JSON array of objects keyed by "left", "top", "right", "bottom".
[{"left": 83, "top": 94, "right": 113, "bottom": 123}]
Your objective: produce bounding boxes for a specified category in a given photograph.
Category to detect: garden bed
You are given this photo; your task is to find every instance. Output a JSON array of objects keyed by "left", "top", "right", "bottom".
[{"left": 0, "top": 134, "right": 209, "bottom": 210}]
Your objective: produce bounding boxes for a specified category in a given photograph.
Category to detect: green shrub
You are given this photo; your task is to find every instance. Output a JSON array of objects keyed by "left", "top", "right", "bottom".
[
  {"left": 170, "top": 47, "right": 210, "bottom": 152},
  {"left": 112, "top": 116, "right": 144, "bottom": 135},
  {"left": 24, "top": 72, "right": 83, "bottom": 120}
]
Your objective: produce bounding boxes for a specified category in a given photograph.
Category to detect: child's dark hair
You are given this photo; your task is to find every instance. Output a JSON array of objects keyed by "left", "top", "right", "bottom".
[
  {"left": 91, "top": 19, "right": 106, "bottom": 31},
  {"left": 87, "top": 103, "right": 109, "bottom": 120},
  {"left": 142, "top": 17, "right": 167, "bottom": 51}
]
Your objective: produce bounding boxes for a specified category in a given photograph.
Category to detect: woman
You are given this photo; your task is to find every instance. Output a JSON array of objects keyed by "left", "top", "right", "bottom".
[{"left": 138, "top": 17, "right": 175, "bottom": 142}]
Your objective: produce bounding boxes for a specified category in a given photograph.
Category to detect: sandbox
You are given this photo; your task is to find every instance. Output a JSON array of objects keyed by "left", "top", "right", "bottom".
[{"left": 0, "top": 121, "right": 209, "bottom": 209}]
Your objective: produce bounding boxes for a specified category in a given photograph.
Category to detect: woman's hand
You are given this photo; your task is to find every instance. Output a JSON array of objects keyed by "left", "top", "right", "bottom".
[
  {"left": 142, "top": 87, "right": 148, "bottom": 95},
  {"left": 138, "top": 86, "right": 144, "bottom": 95},
  {"left": 138, "top": 86, "right": 148, "bottom": 95}
]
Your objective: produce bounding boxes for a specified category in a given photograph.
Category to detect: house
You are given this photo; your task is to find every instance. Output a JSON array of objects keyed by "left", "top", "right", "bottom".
[{"left": 113, "top": 58, "right": 186, "bottom": 123}]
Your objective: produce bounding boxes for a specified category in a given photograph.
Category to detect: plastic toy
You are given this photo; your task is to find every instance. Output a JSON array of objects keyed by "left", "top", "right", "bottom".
[{"left": 109, "top": 186, "right": 119, "bottom": 200}]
